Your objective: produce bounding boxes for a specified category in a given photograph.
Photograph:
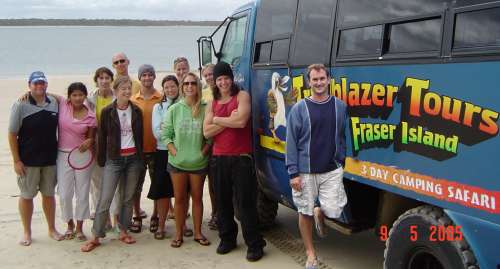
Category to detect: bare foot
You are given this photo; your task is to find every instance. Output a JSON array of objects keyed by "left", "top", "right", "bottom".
[
  {"left": 49, "top": 230, "right": 64, "bottom": 241},
  {"left": 19, "top": 233, "right": 32, "bottom": 246}
]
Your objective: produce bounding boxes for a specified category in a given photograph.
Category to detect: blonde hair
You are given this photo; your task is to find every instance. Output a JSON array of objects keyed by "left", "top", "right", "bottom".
[
  {"left": 112, "top": 76, "right": 132, "bottom": 91},
  {"left": 201, "top": 63, "right": 215, "bottom": 75},
  {"left": 173, "top": 57, "right": 189, "bottom": 70},
  {"left": 180, "top": 72, "right": 202, "bottom": 118}
]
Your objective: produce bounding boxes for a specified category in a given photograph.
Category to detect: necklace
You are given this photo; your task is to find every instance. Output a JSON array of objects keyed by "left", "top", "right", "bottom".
[{"left": 117, "top": 103, "right": 129, "bottom": 110}]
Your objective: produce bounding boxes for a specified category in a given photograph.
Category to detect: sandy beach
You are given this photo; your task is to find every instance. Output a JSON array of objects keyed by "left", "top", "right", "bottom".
[{"left": 0, "top": 74, "right": 303, "bottom": 269}]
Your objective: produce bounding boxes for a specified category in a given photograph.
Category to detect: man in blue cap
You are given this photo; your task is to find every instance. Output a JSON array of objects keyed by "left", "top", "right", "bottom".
[{"left": 8, "top": 71, "right": 64, "bottom": 246}]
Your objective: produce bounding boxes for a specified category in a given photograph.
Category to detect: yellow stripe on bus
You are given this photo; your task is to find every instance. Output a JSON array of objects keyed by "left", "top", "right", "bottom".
[{"left": 259, "top": 135, "right": 286, "bottom": 154}]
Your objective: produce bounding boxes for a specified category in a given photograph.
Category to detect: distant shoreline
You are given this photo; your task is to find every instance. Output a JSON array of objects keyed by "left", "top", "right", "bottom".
[{"left": 0, "top": 19, "right": 221, "bottom": 26}]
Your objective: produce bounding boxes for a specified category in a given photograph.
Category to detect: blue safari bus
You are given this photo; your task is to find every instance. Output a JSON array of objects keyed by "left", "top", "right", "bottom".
[{"left": 197, "top": 0, "right": 500, "bottom": 268}]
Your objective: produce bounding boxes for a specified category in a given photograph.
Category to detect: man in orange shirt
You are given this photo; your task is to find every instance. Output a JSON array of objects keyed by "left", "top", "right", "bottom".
[{"left": 130, "top": 64, "right": 162, "bottom": 233}]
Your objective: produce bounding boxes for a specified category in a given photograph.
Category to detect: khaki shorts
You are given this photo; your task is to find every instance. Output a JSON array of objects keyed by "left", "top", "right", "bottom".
[
  {"left": 17, "top": 166, "right": 57, "bottom": 199},
  {"left": 292, "top": 167, "right": 347, "bottom": 218}
]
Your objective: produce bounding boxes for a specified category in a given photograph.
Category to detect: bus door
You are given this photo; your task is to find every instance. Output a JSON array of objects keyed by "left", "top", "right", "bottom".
[
  {"left": 250, "top": 0, "right": 297, "bottom": 206},
  {"left": 252, "top": 0, "right": 340, "bottom": 208},
  {"left": 218, "top": 9, "right": 253, "bottom": 91}
]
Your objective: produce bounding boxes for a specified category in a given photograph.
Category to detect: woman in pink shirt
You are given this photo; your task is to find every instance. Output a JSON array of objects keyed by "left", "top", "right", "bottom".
[{"left": 56, "top": 82, "right": 97, "bottom": 241}]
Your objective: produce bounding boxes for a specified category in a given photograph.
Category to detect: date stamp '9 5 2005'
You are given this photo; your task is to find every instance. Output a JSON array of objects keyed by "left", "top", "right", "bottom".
[{"left": 379, "top": 225, "right": 463, "bottom": 242}]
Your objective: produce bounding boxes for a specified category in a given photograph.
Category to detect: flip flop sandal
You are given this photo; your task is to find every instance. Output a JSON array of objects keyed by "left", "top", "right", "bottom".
[
  {"left": 305, "top": 259, "right": 319, "bottom": 269},
  {"left": 154, "top": 231, "right": 165, "bottom": 240},
  {"left": 64, "top": 230, "right": 75, "bottom": 240},
  {"left": 170, "top": 238, "right": 183, "bottom": 248},
  {"left": 19, "top": 239, "right": 32, "bottom": 246},
  {"left": 208, "top": 216, "right": 218, "bottom": 230},
  {"left": 194, "top": 237, "right": 211, "bottom": 246},
  {"left": 81, "top": 241, "right": 101, "bottom": 252},
  {"left": 183, "top": 228, "right": 193, "bottom": 237},
  {"left": 129, "top": 217, "right": 142, "bottom": 233},
  {"left": 76, "top": 232, "right": 87, "bottom": 242},
  {"left": 167, "top": 212, "right": 175, "bottom": 220},
  {"left": 149, "top": 217, "right": 159, "bottom": 233},
  {"left": 119, "top": 235, "right": 136, "bottom": 244},
  {"left": 313, "top": 208, "right": 327, "bottom": 238}
]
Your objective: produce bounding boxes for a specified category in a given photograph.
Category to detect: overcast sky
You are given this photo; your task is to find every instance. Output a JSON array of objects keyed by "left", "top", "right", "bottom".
[{"left": 0, "top": 0, "right": 250, "bottom": 20}]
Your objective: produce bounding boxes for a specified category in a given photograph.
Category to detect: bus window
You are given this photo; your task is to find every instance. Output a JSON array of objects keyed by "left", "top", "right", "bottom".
[
  {"left": 253, "top": 0, "right": 298, "bottom": 65},
  {"left": 255, "top": 42, "right": 272, "bottom": 63},
  {"left": 453, "top": 7, "right": 500, "bottom": 49},
  {"left": 339, "top": 0, "right": 447, "bottom": 26},
  {"left": 271, "top": 39, "right": 290, "bottom": 62},
  {"left": 290, "top": 0, "right": 336, "bottom": 66},
  {"left": 220, "top": 15, "right": 248, "bottom": 66},
  {"left": 338, "top": 25, "right": 382, "bottom": 57},
  {"left": 255, "top": 0, "right": 297, "bottom": 42},
  {"left": 387, "top": 18, "right": 441, "bottom": 54}
]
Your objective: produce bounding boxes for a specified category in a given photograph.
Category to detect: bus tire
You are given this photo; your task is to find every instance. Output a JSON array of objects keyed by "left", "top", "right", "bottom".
[
  {"left": 257, "top": 186, "right": 278, "bottom": 230},
  {"left": 383, "top": 205, "right": 478, "bottom": 269}
]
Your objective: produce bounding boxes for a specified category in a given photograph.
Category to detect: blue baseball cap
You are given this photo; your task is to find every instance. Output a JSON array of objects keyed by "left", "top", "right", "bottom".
[{"left": 28, "top": 71, "right": 48, "bottom": 84}]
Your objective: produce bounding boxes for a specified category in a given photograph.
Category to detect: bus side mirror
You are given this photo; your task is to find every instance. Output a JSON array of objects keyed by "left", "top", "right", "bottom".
[{"left": 201, "top": 39, "right": 213, "bottom": 65}]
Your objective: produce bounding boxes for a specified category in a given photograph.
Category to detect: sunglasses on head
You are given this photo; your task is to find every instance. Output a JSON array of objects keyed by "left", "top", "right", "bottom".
[
  {"left": 183, "top": 81, "right": 197, "bottom": 86},
  {"left": 113, "top": 59, "right": 126, "bottom": 65}
]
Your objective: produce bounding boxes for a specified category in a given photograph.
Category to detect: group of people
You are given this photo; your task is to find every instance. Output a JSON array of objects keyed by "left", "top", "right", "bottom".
[
  {"left": 8, "top": 53, "right": 266, "bottom": 262},
  {"left": 9, "top": 50, "right": 348, "bottom": 268}
]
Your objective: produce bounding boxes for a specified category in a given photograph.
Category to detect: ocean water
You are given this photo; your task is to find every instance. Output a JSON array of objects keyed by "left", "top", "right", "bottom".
[{"left": 0, "top": 26, "right": 220, "bottom": 79}]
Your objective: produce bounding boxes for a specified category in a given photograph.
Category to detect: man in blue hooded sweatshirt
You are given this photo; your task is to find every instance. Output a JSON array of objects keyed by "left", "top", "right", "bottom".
[{"left": 286, "top": 64, "right": 348, "bottom": 269}]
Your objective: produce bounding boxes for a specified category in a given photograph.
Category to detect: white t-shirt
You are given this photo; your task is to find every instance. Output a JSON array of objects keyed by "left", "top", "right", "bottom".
[{"left": 118, "top": 105, "right": 135, "bottom": 150}]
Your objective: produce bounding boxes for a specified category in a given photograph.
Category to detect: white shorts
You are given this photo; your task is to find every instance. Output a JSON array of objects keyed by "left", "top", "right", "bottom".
[{"left": 292, "top": 167, "right": 347, "bottom": 218}]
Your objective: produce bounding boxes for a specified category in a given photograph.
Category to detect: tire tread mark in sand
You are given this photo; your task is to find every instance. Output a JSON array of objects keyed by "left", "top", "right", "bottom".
[{"left": 263, "top": 226, "right": 333, "bottom": 269}]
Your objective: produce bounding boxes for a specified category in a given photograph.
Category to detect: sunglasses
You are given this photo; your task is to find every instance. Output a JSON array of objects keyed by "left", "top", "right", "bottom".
[
  {"left": 183, "top": 81, "right": 197, "bottom": 86},
  {"left": 113, "top": 59, "right": 127, "bottom": 65}
]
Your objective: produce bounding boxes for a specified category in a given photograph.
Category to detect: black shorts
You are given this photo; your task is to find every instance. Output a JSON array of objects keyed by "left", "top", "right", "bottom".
[
  {"left": 167, "top": 163, "right": 207, "bottom": 175},
  {"left": 147, "top": 150, "right": 174, "bottom": 200}
]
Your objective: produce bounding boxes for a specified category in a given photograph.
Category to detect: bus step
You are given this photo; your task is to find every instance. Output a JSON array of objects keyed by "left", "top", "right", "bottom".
[{"left": 324, "top": 218, "right": 371, "bottom": 235}]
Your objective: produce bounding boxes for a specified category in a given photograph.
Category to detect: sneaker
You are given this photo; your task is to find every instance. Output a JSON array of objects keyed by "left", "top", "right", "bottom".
[
  {"left": 246, "top": 239, "right": 266, "bottom": 261},
  {"left": 246, "top": 247, "right": 264, "bottom": 262},
  {"left": 313, "top": 207, "right": 327, "bottom": 238},
  {"left": 216, "top": 241, "right": 237, "bottom": 254}
]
